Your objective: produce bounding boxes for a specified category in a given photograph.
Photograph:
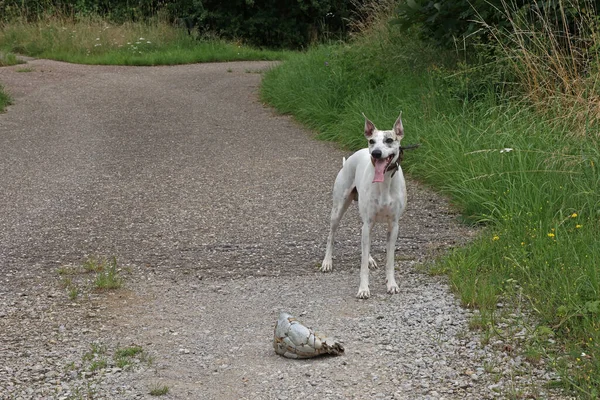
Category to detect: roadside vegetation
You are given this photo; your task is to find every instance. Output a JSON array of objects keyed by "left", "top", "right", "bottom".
[
  {"left": 0, "top": 85, "right": 11, "bottom": 112},
  {"left": 0, "top": 53, "right": 19, "bottom": 112},
  {"left": 0, "top": 16, "right": 287, "bottom": 65},
  {"left": 261, "top": 0, "right": 600, "bottom": 397}
]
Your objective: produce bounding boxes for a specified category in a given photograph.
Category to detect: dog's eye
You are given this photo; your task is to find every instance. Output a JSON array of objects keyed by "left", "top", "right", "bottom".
[
  {"left": 385, "top": 138, "right": 394, "bottom": 144},
  {"left": 368, "top": 139, "right": 375, "bottom": 145}
]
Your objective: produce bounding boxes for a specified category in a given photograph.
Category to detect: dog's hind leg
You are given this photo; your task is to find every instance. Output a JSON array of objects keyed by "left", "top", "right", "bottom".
[
  {"left": 321, "top": 188, "right": 354, "bottom": 272},
  {"left": 385, "top": 220, "right": 400, "bottom": 294}
]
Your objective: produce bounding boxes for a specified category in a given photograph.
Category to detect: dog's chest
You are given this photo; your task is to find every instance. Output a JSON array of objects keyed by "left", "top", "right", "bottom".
[
  {"left": 362, "top": 194, "right": 400, "bottom": 222},
  {"left": 371, "top": 201, "right": 396, "bottom": 222}
]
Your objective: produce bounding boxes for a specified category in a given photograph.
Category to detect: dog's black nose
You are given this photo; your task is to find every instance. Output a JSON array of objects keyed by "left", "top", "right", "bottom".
[{"left": 371, "top": 149, "right": 383, "bottom": 159}]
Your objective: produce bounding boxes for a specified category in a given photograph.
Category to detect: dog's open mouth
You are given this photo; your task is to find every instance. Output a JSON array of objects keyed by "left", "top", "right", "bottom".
[{"left": 372, "top": 154, "right": 394, "bottom": 183}]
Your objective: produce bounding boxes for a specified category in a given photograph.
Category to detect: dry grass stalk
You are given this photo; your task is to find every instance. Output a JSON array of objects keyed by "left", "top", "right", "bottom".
[{"left": 484, "top": 0, "right": 600, "bottom": 135}]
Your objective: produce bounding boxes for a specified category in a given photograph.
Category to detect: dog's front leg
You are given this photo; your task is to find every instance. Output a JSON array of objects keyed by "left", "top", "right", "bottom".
[
  {"left": 386, "top": 221, "right": 400, "bottom": 294},
  {"left": 357, "top": 221, "right": 373, "bottom": 299}
]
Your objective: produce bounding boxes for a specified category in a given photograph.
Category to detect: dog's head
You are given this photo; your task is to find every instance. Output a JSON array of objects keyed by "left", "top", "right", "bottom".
[{"left": 363, "top": 113, "right": 404, "bottom": 183}]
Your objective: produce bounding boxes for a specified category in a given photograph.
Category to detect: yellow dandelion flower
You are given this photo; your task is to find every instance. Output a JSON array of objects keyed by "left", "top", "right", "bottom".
[
  {"left": 576, "top": 224, "right": 583, "bottom": 229},
  {"left": 571, "top": 213, "right": 578, "bottom": 218},
  {"left": 492, "top": 235, "right": 500, "bottom": 241},
  {"left": 547, "top": 233, "right": 555, "bottom": 238}
]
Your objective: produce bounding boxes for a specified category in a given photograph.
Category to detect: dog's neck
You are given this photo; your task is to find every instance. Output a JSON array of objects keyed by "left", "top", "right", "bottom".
[{"left": 386, "top": 159, "right": 400, "bottom": 178}]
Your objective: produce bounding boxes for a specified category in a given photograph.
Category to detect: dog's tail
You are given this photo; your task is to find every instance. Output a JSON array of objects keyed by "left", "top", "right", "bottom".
[{"left": 342, "top": 157, "right": 346, "bottom": 166}]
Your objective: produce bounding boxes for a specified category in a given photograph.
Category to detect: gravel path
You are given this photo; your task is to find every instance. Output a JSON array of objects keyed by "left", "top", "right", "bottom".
[{"left": 0, "top": 59, "right": 570, "bottom": 399}]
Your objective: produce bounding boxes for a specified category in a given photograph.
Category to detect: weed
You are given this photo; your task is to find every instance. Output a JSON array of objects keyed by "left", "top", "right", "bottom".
[
  {"left": 83, "top": 256, "right": 106, "bottom": 273},
  {"left": 115, "top": 345, "right": 144, "bottom": 358},
  {"left": 89, "top": 358, "right": 107, "bottom": 372},
  {"left": 149, "top": 383, "right": 170, "bottom": 396},
  {"left": 468, "top": 314, "right": 488, "bottom": 331},
  {"left": 68, "top": 285, "right": 79, "bottom": 300},
  {"left": 524, "top": 346, "right": 543, "bottom": 365},
  {"left": 71, "top": 382, "right": 97, "bottom": 399},
  {"left": 114, "top": 345, "right": 144, "bottom": 369},
  {"left": 60, "top": 276, "right": 73, "bottom": 288},
  {"left": 0, "top": 84, "right": 11, "bottom": 113},
  {"left": 57, "top": 265, "right": 79, "bottom": 275},
  {"left": 93, "top": 257, "right": 123, "bottom": 290},
  {"left": 15, "top": 67, "right": 34, "bottom": 72},
  {"left": 84, "top": 342, "right": 107, "bottom": 360},
  {"left": 483, "top": 360, "right": 498, "bottom": 374}
]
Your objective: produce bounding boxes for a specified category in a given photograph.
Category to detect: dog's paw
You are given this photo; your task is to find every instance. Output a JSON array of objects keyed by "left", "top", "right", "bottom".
[
  {"left": 386, "top": 283, "right": 400, "bottom": 294},
  {"left": 368, "top": 255, "right": 378, "bottom": 270},
  {"left": 320, "top": 260, "right": 333, "bottom": 273},
  {"left": 356, "top": 287, "right": 371, "bottom": 299}
]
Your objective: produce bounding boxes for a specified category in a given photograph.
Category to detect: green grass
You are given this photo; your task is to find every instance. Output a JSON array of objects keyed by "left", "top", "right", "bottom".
[
  {"left": 0, "top": 52, "right": 23, "bottom": 66},
  {"left": 149, "top": 383, "right": 170, "bottom": 396},
  {"left": 81, "top": 343, "right": 151, "bottom": 374},
  {"left": 0, "top": 84, "right": 11, "bottom": 112},
  {"left": 261, "top": 23, "right": 600, "bottom": 399},
  {"left": 0, "top": 17, "right": 288, "bottom": 66},
  {"left": 93, "top": 257, "right": 123, "bottom": 290},
  {"left": 114, "top": 345, "right": 147, "bottom": 369},
  {"left": 57, "top": 256, "right": 125, "bottom": 298},
  {"left": 83, "top": 256, "right": 107, "bottom": 273}
]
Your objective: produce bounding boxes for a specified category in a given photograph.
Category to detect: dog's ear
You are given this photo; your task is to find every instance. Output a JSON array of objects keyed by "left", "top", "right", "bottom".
[
  {"left": 362, "top": 113, "right": 376, "bottom": 137},
  {"left": 394, "top": 112, "right": 404, "bottom": 139}
]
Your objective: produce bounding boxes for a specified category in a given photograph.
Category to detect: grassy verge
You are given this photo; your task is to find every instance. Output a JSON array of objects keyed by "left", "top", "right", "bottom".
[
  {"left": 0, "top": 85, "right": 11, "bottom": 112},
  {"left": 0, "top": 51, "right": 24, "bottom": 66},
  {"left": 0, "top": 17, "right": 288, "bottom": 65},
  {"left": 261, "top": 22, "right": 600, "bottom": 399}
]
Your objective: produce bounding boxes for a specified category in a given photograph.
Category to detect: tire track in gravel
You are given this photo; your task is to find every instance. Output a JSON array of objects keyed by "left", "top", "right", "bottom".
[{"left": 0, "top": 59, "right": 569, "bottom": 399}]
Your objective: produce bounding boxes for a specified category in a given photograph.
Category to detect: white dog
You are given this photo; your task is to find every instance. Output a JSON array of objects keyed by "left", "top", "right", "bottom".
[{"left": 321, "top": 113, "right": 407, "bottom": 299}]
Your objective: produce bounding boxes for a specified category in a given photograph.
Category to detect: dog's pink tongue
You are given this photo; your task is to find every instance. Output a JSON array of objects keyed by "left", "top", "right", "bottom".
[{"left": 373, "top": 159, "right": 387, "bottom": 183}]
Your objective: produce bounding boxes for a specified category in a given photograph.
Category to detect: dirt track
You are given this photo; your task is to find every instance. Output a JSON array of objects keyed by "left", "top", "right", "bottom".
[{"left": 0, "top": 59, "right": 567, "bottom": 399}]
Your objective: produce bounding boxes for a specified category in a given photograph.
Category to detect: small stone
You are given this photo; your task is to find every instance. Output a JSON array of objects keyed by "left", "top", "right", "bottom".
[{"left": 45, "top": 370, "right": 58, "bottom": 379}]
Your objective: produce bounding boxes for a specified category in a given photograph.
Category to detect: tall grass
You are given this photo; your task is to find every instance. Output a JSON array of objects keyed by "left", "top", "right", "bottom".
[
  {"left": 261, "top": 4, "right": 600, "bottom": 397},
  {"left": 0, "top": 14, "right": 287, "bottom": 65},
  {"left": 483, "top": 0, "right": 600, "bottom": 135}
]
